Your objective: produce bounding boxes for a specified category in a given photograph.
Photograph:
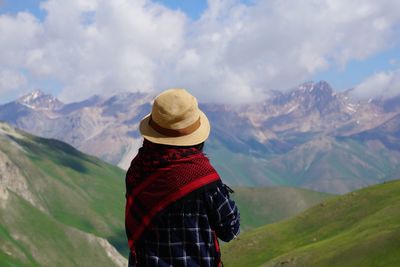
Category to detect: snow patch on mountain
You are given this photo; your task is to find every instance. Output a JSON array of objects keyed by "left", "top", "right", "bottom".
[{"left": 17, "top": 90, "right": 64, "bottom": 111}]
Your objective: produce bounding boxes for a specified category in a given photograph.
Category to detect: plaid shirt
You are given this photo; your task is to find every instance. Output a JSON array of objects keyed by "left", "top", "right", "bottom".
[{"left": 128, "top": 182, "right": 240, "bottom": 267}]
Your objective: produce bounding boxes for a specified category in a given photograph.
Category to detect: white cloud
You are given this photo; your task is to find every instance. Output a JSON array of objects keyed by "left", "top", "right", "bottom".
[
  {"left": 353, "top": 69, "right": 400, "bottom": 99},
  {"left": 1, "top": 0, "right": 400, "bottom": 103},
  {"left": 0, "top": 69, "right": 27, "bottom": 93},
  {"left": 37, "top": 0, "right": 187, "bottom": 102},
  {"left": 0, "top": 12, "right": 42, "bottom": 68}
]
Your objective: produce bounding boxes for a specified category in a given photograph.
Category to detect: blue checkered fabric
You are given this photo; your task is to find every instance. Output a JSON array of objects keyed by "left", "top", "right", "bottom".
[{"left": 128, "top": 182, "right": 240, "bottom": 267}]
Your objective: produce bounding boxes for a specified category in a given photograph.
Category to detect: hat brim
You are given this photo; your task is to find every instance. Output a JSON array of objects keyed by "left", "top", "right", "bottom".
[{"left": 139, "top": 111, "right": 210, "bottom": 146}]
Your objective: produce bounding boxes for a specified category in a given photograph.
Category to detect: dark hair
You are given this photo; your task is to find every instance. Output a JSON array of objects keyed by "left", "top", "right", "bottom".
[
  {"left": 166, "top": 142, "right": 204, "bottom": 151},
  {"left": 192, "top": 142, "right": 204, "bottom": 151}
]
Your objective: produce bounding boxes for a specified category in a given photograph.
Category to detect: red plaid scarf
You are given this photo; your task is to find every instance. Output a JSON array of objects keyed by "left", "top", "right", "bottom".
[{"left": 125, "top": 141, "right": 220, "bottom": 258}]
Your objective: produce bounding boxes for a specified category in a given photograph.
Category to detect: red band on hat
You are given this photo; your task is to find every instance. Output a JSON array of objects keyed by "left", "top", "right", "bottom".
[{"left": 149, "top": 116, "right": 201, "bottom": 137}]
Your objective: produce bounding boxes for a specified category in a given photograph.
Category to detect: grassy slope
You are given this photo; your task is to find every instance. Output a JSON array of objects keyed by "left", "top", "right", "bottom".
[
  {"left": 13, "top": 136, "right": 129, "bottom": 255},
  {"left": 0, "top": 191, "right": 118, "bottom": 267},
  {"left": 232, "top": 187, "right": 332, "bottom": 230},
  {"left": 222, "top": 179, "right": 400, "bottom": 267},
  {"left": 0, "top": 124, "right": 128, "bottom": 265}
]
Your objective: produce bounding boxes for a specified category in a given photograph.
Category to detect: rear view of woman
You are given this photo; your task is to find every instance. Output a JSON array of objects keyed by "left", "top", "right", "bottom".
[{"left": 125, "top": 89, "right": 240, "bottom": 267}]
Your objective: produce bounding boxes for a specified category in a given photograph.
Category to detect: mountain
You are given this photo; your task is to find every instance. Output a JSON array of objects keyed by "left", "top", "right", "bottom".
[
  {"left": 17, "top": 89, "right": 64, "bottom": 111},
  {"left": 0, "top": 122, "right": 334, "bottom": 266},
  {"left": 205, "top": 120, "right": 400, "bottom": 193},
  {"left": 350, "top": 113, "right": 400, "bottom": 151},
  {"left": 0, "top": 122, "right": 127, "bottom": 267},
  {"left": 237, "top": 81, "right": 393, "bottom": 143},
  {"left": 1, "top": 81, "right": 399, "bottom": 193},
  {"left": 222, "top": 179, "right": 400, "bottom": 267},
  {"left": 0, "top": 91, "right": 151, "bottom": 169}
]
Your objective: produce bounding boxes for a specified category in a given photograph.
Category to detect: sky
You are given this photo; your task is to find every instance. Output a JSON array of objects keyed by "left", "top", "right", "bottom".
[{"left": 0, "top": 0, "right": 400, "bottom": 104}]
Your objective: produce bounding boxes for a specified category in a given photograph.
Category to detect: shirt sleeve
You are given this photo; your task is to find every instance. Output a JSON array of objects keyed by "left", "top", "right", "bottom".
[{"left": 207, "top": 183, "right": 240, "bottom": 242}]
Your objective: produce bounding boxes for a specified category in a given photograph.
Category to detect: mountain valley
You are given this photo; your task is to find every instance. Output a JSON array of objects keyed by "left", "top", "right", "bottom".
[
  {"left": 0, "top": 122, "right": 331, "bottom": 266},
  {"left": 1, "top": 81, "right": 399, "bottom": 194}
]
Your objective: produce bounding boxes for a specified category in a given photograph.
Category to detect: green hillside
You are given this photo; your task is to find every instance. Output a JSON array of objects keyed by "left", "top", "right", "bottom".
[
  {"left": 0, "top": 191, "right": 120, "bottom": 267},
  {"left": 232, "top": 187, "right": 332, "bottom": 230},
  {"left": 222, "top": 179, "right": 400, "bottom": 267},
  {"left": 0, "top": 123, "right": 128, "bottom": 266}
]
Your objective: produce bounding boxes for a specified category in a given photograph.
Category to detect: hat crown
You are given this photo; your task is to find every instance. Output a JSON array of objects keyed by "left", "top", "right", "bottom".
[{"left": 151, "top": 89, "right": 200, "bottom": 130}]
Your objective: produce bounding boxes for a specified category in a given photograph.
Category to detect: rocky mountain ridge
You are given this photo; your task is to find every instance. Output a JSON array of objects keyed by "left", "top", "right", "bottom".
[
  {"left": 238, "top": 81, "right": 396, "bottom": 139},
  {"left": 17, "top": 89, "right": 64, "bottom": 111},
  {"left": 1, "top": 81, "right": 399, "bottom": 193}
]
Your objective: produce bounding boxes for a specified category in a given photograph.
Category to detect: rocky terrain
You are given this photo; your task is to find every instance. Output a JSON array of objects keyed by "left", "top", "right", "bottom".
[{"left": 1, "top": 81, "right": 399, "bottom": 193}]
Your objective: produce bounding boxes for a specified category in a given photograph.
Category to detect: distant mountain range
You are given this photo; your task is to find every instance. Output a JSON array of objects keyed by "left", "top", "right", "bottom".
[{"left": 1, "top": 81, "right": 399, "bottom": 193}]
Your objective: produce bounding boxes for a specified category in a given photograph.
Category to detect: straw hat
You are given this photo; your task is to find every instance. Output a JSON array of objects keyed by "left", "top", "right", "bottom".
[{"left": 139, "top": 88, "right": 210, "bottom": 146}]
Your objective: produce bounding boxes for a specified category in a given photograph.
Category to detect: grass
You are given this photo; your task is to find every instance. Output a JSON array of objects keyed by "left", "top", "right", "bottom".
[
  {"left": 222, "top": 179, "right": 400, "bottom": 267},
  {"left": 1, "top": 126, "right": 129, "bottom": 265},
  {"left": 1, "top": 191, "right": 119, "bottom": 267},
  {"left": 0, "top": 251, "right": 33, "bottom": 267},
  {"left": 0, "top": 223, "right": 40, "bottom": 267}
]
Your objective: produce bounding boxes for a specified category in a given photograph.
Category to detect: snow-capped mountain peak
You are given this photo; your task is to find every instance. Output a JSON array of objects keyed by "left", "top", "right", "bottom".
[{"left": 17, "top": 90, "right": 64, "bottom": 111}]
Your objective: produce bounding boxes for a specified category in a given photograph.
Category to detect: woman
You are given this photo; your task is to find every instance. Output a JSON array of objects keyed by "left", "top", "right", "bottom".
[{"left": 125, "top": 89, "right": 240, "bottom": 267}]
